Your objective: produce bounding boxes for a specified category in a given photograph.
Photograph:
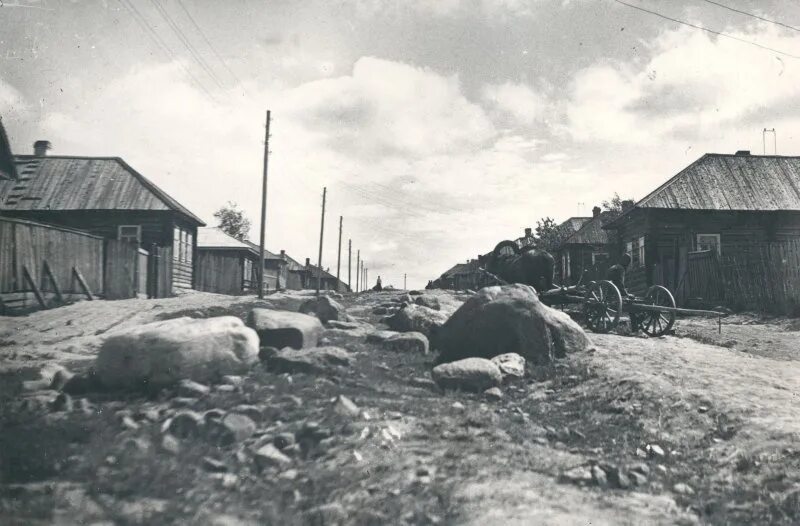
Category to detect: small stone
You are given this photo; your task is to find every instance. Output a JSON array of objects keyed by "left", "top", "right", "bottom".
[
  {"left": 221, "top": 375, "right": 244, "bottom": 386},
  {"left": 74, "top": 398, "right": 93, "bottom": 415},
  {"left": 630, "top": 462, "right": 650, "bottom": 476},
  {"left": 383, "top": 332, "right": 429, "bottom": 354},
  {"left": 178, "top": 379, "right": 210, "bottom": 397},
  {"left": 451, "top": 402, "right": 465, "bottom": 410},
  {"left": 432, "top": 358, "right": 503, "bottom": 392},
  {"left": 167, "top": 411, "right": 203, "bottom": 438},
  {"left": 560, "top": 465, "right": 594, "bottom": 485},
  {"left": 171, "top": 397, "right": 199, "bottom": 408},
  {"left": 215, "top": 385, "right": 236, "bottom": 393},
  {"left": 304, "top": 503, "right": 348, "bottom": 525},
  {"left": 214, "top": 474, "right": 239, "bottom": 490},
  {"left": 121, "top": 415, "right": 140, "bottom": 431},
  {"left": 161, "top": 434, "right": 181, "bottom": 455},
  {"left": 366, "top": 330, "right": 398, "bottom": 343},
  {"left": 206, "top": 413, "right": 257, "bottom": 446},
  {"left": 629, "top": 471, "right": 648, "bottom": 486},
  {"left": 123, "top": 437, "right": 150, "bottom": 453},
  {"left": 646, "top": 444, "right": 666, "bottom": 459},
  {"left": 50, "top": 368, "right": 75, "bottom": 391},
  {"left": 591, "top": 465, "right": 608, "bottom": 486},
  {"left": 409, "top": 377, "right": 438, "bottom": 390},
  {"left": 673, "top": 482, "right": 695, "bottom": 495},
  {"left": 490, "top": 353, "right": 526, "bottom": 380},
  {"left": 202, "top": 457, "right": 228, "bottom": 473},
  {"left": 232, "top": 404, "right": 263, "bottom": 422},
  {"left": 698, "top": 405, "right": 710, "bottom": 413},
  {"left": 266, "top": 346, "right": 355, "bottom": 375},
  {"left": 254, "top": 444, "right": 292, "bottom": 470},
  {"left": 273, "top": 432, "right": 296, "bottom": 450},
  {"left": 279, "top": 469, "right": 299, "bottom": 481},
  {"left": 414, "top": 295, "right": 441, "bottom": 310},
  {"left": 138, "top": 408, "right": 161, "bottom": 422},
  {"left": 483, "top": 387, "right": 503, "bottom": 400},
  {"left": 204, "top": 409, "right": 226, "bottom": 422},
  {"left": 331, "top": 395, "right": 360, "bottom": 418},
  {"left": 51, "top": 393, "right": 73, "bottom": 412}
]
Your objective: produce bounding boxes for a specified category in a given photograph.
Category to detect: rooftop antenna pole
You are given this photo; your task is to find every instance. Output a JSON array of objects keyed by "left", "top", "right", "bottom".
[
  {"left": 315, "top": 187, "right": 326, "bottom": 297},
  {"left": 763, "top": 128, "right": 777, "bottom": 155},
  {"left": 258, "top": 110, "right": 271, "bottom": 299}
]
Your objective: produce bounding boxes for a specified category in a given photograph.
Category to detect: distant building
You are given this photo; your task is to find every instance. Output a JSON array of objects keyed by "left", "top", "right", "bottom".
[
  {"left": 196, "top": 227, "right": 259, "bottom": 295},
  {"left": 0, "top": 140, "right": 205, "bottom": 295},
  {"left": 555, "top": 207, "right": 616, "bottom": 285},
  {"left": 604, "top": 151, "right": 800, "bottom": 302},
  {"left": 290, "top": 258, "right": 349, "bottom": 292}
]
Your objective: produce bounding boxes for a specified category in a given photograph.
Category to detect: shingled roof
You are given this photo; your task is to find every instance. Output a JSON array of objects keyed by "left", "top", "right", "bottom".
[
  {"left": 637, "top": 153, "right": 800, "bottom": 211},
  {"left": 0, "top": 155, "right": 204, "bottom": 225},
  {"left": 561, "top": 213, "right": 612, "bottom": 246},
  {"left": 560, "top": 216, "right": 591, "bottom": 232},
  {"left": 198, "top": 227, "right": 258, "bottom": 255}
]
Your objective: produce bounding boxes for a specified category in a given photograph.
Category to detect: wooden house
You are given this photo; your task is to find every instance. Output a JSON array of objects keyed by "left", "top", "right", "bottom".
[
  {"left": 196, "top": 227, "right": 259, "bottom": 295},
  {"left": 603, "top": 151, "right": 800, "bottom": 303},
  {"left": 0, "top": 120, "right": 17, "bottom": 181},
  {"left": 555, "top": 208, "right": 614, "bottom": 285},
  {"left": 0, "top": 142, "right": 205, "bottom": 295},
  {"left": 288, "top": 258, "right": 349, "bottom": 292}
]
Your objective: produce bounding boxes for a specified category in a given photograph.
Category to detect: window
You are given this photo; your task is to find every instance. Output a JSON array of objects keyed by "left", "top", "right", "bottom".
[
  {"left": 118, "top": 225, "right": 141, "bottom": 243},
  {"left": 591, "top": 252, "right": 608, "bottom": 265},
  {"left": 185, "top": 232, "right": 193, "bottom": 264},
  {"left": 562, "top": 252, "right": 571, "bottom": 278},
  {"left": 243, "top": 258, "right": 252, "bottom": 281},
  {"left": 625, "top": 241, "right": 633, "bottom": 259},
  {"left": 173, "top": 227, "right": 193, "bottom": 263},
  {"left": 173, "top": 228, "right": 180, "bottom": 260},
  {"left": 697, "top": 233, "right": 721, "bottom": 256},
  {"left": 638, "top": 236, "right": 646, "bottom": 267}
]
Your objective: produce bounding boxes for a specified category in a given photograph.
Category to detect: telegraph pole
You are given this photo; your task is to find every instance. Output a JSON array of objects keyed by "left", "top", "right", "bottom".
[
  {"left": 356, "top": 249, "right": 360, "bottom": 293},
  {"left": 258, "top": 110, "right": 271, "bottom": 299},
  {"left": 315, "top": 187, "right": 326, "bottom": 296},
  {"left": 404, "top": 273, "right": 407, "bottom": 290},
  {"left": 348, "top": 239, "right": 352, "bottom": 292},
  {"left": 336, "top": 216, "right": 343, "bottom": 282}
]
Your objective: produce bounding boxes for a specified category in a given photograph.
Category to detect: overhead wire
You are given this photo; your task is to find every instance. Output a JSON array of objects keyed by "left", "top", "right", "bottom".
[
  {"left": 613, "top": 0, "right": 800, "bottom": 59},
  {"left": 117, "top": 0, "right": 217, "bottom": 101},
  {"left": 699, "top": 0, "right": 800, "bottom": 34},
  {"left": 148, "top": 0, "right": 228, "bottom": 90}
]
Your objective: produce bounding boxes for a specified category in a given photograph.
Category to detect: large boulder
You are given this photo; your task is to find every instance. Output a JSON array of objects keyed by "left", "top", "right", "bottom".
[
  {"left": 386, "top": 304, "right": 448, "bottom": 337},
  {"left": 95, "top": 317, "right": 259, "bottom": 390},
  {"left": 382, "top": 332, "right": 429, "bottom": 354},
  {"left": 299, "top": 296, "right": 350, "bottom": 324},
  {"left": 247, "top": 309, "right": 323, "bottom": 349},
  {"left": 435, "top": 284, "right": 588, "bottom": 365},
  {"left": 265, "top": 346, "right": 355, "bottom": 374},
  {"left": 414, "top": 295, "right": 441, "bottom": 311},
  {"left": 431, "top": 358, "right": 502, "bottom": 392}
]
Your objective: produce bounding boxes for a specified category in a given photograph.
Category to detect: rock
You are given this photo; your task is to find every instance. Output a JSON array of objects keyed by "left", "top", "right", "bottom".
[
  {"left": 232, "top": 404, "right": 263, "bottom": 422},
  {"left": 304, "top": 503, "right": 348, "bottom": 525},
  {"left": 221, "top": 375, "right": 244, "bottom": 386},
  {"left": 95, "top": 317, "right": 259, "bottom": 390},
  {"left": 266, "top": 346, "right": 354, "bottom": 375},
  {"left": 560, "top": 465, "right": 594, "bottom": 485},
  {"left": 274, "top": 432, "right": 296, "bottom": 450},
  {"left": 386, "top": 304, "right": 448, "bottom": 337},
  {"left": 50, "top": 368, "right": 75, "bottom": 391},
  {"left": 330, "top": 395, "right": 360, "bottom": 418},
  {"left": 483, "top": 387, "right": 503, "bottom": 400},
  {"left": 591, "top": 465, "right": 608, "bottom": 486},
  {"left": 167, "top": 411, "right": 203, "bottom": 439},
  {"left": 646, "top": 444, "right": 666, "bottom": 459},
  {"left": 366, "top": 330, "right": 398, "bottom": 343},
  {"left": 395, "top": 294, "right": 414, "bottom": 304},
  {"left": 673, "top": 482, "right": 695, "bottom": 495},
  {"left": 62, "top": 370, "right": 103, "bottom": 395},
  {"left": 161, "top": 434, "right": 181, "bottom": 455},
  {"left": 254, "top": 444, "right": 292, "bottom": 470},
  {"left": 202, "top": 457, "right": 228, "bottom": 473},
  {"left": 372, "top": 306, "right": 389, "bottom": 315},
  {"left": 177, "top": 379, "right": 210, "bottom": 398},
  {"left": 382, "top": 332, "right": 429, "bottom": 354},
  {"left": 299, "top": 296, "right": 350, "bottom": 324},
  {"left": 206, "top": 413, "right": 257, "bottom": 446},
  {"left": 51, "top": 393, "right": 73, "bottom": 412},
  {"left": 414, "top": 295, "right": 441, "bottom": 310},
  {"left": 247, "top": 309, "right": 324, "bottom": 350},
  {"left": 409, "top": 290, "right": 423, "bottom": 296},
  {"left": 409, "top": 377, "right": 439, "bottom": 390},
  {"left": 327, "top": 320, "right": 362, "bottom": 330},
  {"left": 431, "top": 358, "right": 503, "bottom": 392},
  {"left": 434, "top": 284, "right": 589, "bottom": 365},
  {"left": 491, "top": 353, "right": 526, "bottom": 380},
  {"left": 629, "top": 471, "right": 648, "bottom": 486}
]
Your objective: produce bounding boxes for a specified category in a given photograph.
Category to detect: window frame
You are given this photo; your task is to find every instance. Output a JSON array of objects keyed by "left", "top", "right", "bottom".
[
  {"left": 696, "top": 233, "right": 722, "bottom": 256},
  {"left": 118, "top": 225, "right": 141, "bottom": 244},
  {"left": 638, "top": 235, "right": 646, "bottom": 267},
  {"left": 591, "top": 252, "right": 608, "bottom": 266}
]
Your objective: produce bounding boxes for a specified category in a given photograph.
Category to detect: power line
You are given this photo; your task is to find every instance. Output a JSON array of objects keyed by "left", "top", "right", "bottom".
[
  {"left": 700, "top": 0, "right": 800, "bottom": 34},
  {"left": 149, "top": 0, "right": 227, "bottom": 89},
  {"left": 174, "top": 0, "right": 248, "bottom": 91},
  {"left": 613, "top": 0, "right": 800, "bottom": 60},
  {"left": 117, "top": 0, "right": 217, "bottom": 101}
]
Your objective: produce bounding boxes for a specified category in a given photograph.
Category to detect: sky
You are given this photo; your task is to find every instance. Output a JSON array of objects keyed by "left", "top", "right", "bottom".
[{"left": 2, "top": 0, "right": 800, "bottom": 289}]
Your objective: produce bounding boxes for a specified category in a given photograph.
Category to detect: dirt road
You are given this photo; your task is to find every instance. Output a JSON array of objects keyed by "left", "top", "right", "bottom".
[{"left": 1, "top": 290, "right": 798, "bottom": 524}]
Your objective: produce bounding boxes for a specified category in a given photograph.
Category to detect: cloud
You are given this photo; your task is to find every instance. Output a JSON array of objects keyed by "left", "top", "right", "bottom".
[{"left": 482, "top": 81, "right": 547, "bottom": 127}]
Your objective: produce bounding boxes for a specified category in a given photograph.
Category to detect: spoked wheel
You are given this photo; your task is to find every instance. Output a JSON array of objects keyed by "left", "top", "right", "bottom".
[
  {"left": 583, "top": 280, "right": 622, "bottom": 333},
  {"left": 492, "top": 240, "right": 520, "bottom": 258},
  {"left": 637, "top": 285, "right": 676, "bottom": 337}
]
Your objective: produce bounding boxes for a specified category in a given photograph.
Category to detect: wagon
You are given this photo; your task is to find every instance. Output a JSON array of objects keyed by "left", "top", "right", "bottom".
[{"left": 539, "top": 280, "right": 725, "bottom": 337}]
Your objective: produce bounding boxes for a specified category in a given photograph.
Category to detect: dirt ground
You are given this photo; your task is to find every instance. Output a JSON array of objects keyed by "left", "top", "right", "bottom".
[{"left": 1, "top": 289, "right": 799, "bottom": 525}]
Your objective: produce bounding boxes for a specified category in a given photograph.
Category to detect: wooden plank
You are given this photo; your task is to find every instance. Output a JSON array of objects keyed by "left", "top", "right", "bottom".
[
  {"left": 22, "top": 265, "right": 47, "bottom": 309},
  {"left": 42, "top": 260, "right": 64, "bottom": 304},
  {"left": 73, "top": 266, "right": 94, "bottom": 300}
]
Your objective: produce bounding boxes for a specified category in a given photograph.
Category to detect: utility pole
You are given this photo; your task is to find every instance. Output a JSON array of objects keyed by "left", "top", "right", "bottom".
[
  {"left": 336, "top": 216, "right": 343, "bottom": 282},
  {"left": 365, "top": 267, "right": 368, "bottom": 290},
  {"left": 356, "top": 249, "right": 360, "bottom": 293},
  {"left": 404, "top": 273, "right": 407, "bottom": 290},
  {"left": 258, "top": 110, "right": 271, "bottom": 299},
  {"left": 315, "top": 187, "right": 326, "bottom": 296},
  {"left": 348, "top": 239, "right": 352, "bottom": 292}
]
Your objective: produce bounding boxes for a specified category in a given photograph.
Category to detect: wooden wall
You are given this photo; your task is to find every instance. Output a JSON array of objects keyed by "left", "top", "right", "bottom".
[
  {"left": 0, "top": 217, "right": 104, "bottom": 296},
  {"left": 195, "top": 250, "right": 245, "bottom": 296}
]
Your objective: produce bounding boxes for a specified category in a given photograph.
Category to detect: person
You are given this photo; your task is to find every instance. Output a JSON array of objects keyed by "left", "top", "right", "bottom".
[
  {"left": 606, "top": 253, "right": 631, "bottom": 296},
  {"left": 374, "top": 275, "right": 383, "bottom": 292}
]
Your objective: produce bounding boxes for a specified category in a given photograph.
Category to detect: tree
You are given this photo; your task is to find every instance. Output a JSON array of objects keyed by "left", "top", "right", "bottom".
[
  {"left": 213, "top": 201, "right": 251, "bottom": 241},
  {"left": 534, "top": 216, "right": 571, "bottom": 253},
  {"left": 601, "top": 193, "right": 635, "bottom": 220}
]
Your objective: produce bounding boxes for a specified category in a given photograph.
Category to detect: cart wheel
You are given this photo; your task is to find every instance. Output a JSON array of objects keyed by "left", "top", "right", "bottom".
[
  {"left": 639, "top": 285, "right": 676, "bottom": 337},
  {"left": 492, "top": 240, "right": 520, "bottom": 258},
  {"left": 583, "top": 280, "right": 622, "bottom": 333}
]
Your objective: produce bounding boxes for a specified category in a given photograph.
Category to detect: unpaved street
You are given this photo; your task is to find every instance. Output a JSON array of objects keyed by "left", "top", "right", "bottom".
[{"left": 1, "top": 290, "right": 799, "bottom": 525}]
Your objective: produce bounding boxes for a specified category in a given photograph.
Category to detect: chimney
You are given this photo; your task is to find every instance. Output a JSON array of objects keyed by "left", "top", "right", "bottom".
[
  {"left": 33, "top": 140, "right": 51, "bottom": 157},
  {"left": 621, "top": 200, "right": 635, "bottom": 212},
  {"left": 305, "top": 258, "right": 310, "bottom": 267},
  {"left": 735, "top": 150, "right": 751, "bottom": 156},
  {"left": 592, "top": 206, "right": 601, "bottom": 218},
  {"left": 524, "top": 227, "right": 532, "bottom": 237},
  {"left": 280, "top": 249, "right": 285, "bottom": 256}
]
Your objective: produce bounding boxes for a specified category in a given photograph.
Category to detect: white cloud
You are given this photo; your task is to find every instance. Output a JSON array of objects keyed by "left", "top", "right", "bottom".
[{"left": 482, "top": 81, "right": 547, "bottom": 127}]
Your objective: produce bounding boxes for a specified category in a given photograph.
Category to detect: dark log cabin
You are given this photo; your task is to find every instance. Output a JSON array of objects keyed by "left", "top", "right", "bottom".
[
  {"left": 555, "top": 208, "right": 613, "bottom": 285},
  {"left": 0, "top": 142, "right": 205, "bottom": 295},
  {"left": 196, "top": 227, "right": 258, "bottom": 295},
  {"left": 0, "top": 119, "right": 17, "bottom": 181},
  {"left": 604, "top": 151, "right": 800, "bottom": 303}
]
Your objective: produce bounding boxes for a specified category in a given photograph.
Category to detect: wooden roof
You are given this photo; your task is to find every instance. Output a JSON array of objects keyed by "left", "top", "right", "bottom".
[
  {"left": 197, "top": 227, "right": 258, "bottom": 255},
  {"left": 638, "top": 153, "right": 800, "bottom": 211},
  {"left": 0, "top": 120, "right": 17, "bottom": 181},
  {"left": 0, "top": 155, "right": 204, "bottom": 225},
  {"left": 560, "top": 213, "right": 611, "bottom": 246}
]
